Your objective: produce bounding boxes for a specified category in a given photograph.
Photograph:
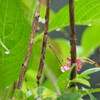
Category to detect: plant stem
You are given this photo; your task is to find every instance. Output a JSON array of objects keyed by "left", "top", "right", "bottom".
[
  {"left": 69, "top": 0, "right": 77, "bottom": 87},
  {"left": 17, "top": 0, "right": 41, "bottom": 89},
  {"left": 36, "top": 0, "right": 50, "bottom": 86}
]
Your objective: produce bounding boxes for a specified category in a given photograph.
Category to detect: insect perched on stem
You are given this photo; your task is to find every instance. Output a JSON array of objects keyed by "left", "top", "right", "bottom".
[{"left": 47, "top": 42, "right": 100, "bottom": 72}]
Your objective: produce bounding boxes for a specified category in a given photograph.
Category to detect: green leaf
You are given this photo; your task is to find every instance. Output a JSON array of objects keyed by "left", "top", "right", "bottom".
[
  {"left": 21, "top": 1, "right": 55, "bottom": 23},
  {"left": 81, "top": 26, "right": 100, "bottom": 57},
  {"left": 49, "top": 0, "right": 100, "bottom": 32},
  {"left": 45, "top": 45, "right": 61, "bottom": 77},
  {"left": 25, "top": 81, "right": 37, "bottom": 89},
  {"left": 65, "top": 86, "right": 79, "bottom": 94},
  {"left": 56, "top": 70, "right": 71, "bottom": 93},
  {"left": 27, "top": 95, "right": 35, "bottom": 100},
  {"left": 77, "top": 74, "right": 90, "bottom": 79},
  {"left": 52, "top": 39, "right": 70, "bottom": 64},
  {"left": 0, "top": 0, "right": 31, "bottom": 90},
  {"left": 37, "top": 87, "right": 45, "bottom": 95},
  {"left": 56, "top": 64, "right": 76, "bottom": 93},
  {"left": 13, "top": 89, "right": 27, "bottom": 100},
  {"left": 32, "top": 87, "right": 57, "bottom": 99},
  {"left": 82, "top": 88, "right": 97, "bottom": 100},
  {"left": 71, "top": 78, "right": 90, "bottom": 87},
  {"left": 40, "top": 5, "right": 55, "bottom": 21},
  {"left": 0, "top": 84, "right": 14, "bottom": 100},
  {"left": 45, "top": 98, "right": 52, "bottom": 100},
  {"left": 43, "top": 65, "right": 61, "bottom": 94},
  {"left": 57, "top": 93, "right": 83, "bottom": 100},
  {"left": 86, "top": 92, "right": 97, "bottom": 100},
  {"left": 29, "top": 0, "right": 36, "bottom": 22},
  {"left": 25, "top": 69, "right": 37, "bottom": 81},
  {"left": 79, "top": 68, "right": 100, "bottom": 82},
  {"left": 41, "top": 88, "right": 57, "bottom": 99},
  {"left": 79, "top": 88, "right": 100, "bottom": 96},
  {"left": 80, "top": 68, "right": 100, "bottom": 76},
  {"left": 21, "top": 0, "right": 33, "bottom": 9},
  {"left": 21, "top": 0, "right": 36, "bottom": 22}
]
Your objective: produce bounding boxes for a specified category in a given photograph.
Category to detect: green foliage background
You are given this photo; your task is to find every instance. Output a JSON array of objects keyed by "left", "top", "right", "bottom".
[{"left": 0, "top": 0, "right": 100, "bottom": 99}]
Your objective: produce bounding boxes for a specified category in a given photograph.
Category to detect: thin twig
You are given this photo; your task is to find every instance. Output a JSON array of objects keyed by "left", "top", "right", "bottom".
[
  {"left": 69, "top": 0, "right": 77, "bottom": 87},
  {"left": 36, "top": 0, "right": 50, "bottom": 86},
  {"left": 17, "top": 0, "right": 41, "bottom": 89}
]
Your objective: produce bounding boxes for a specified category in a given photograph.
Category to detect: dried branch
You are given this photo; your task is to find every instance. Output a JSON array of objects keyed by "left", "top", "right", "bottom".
[
  {"left": 17, "top": 0, "right": 41, "bottom": 89},
  {"left": 69, "top": 0, "right": 77, "bottom": 87},
  {"left": 36, "top": 0, "right": 50, "bottom": 86}
]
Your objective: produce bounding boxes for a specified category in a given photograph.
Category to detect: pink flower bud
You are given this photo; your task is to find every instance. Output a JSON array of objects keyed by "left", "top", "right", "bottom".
[
  {"left": 61, "top": 57, "right": 83, "bottom": 72},
  {"left": 60, "top": 57, "right": 94, "bottom": 72},
  {"left": 61, "top": 66, "right": 70, "bottom": 72}
]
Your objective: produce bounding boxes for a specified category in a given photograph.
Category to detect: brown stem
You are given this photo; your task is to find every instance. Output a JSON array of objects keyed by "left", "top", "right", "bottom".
[
  {"left": 17, "top": 0, "right": 41, "bottom": 89},
  {"left": 69, "top": 0, "right": 77, "bottom": 87},
  {"left": 36, "top": 0, "right": 50, "bottom": 86}
]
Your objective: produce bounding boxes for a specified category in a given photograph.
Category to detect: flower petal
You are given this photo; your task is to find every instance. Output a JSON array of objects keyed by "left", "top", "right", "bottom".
[
  {"left": 67, "top": 57, "right": 71, "bottom": 61},
  {"left": 76, "top": 59, "right": 82, "bottom": 65},
  {"left": 66, "top": 61, "right": 71, "bottom": 67},
  {"left": 61, "top": 66, "right": 70, "bottom": 72},
  {"left": 77, "top": 65, "right": 82, "bottom": 71}
]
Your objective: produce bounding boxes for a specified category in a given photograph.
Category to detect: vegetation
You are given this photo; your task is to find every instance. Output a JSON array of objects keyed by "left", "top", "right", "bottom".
[{"left": 0, "top": 0, "right": 100, "bottom": 100}]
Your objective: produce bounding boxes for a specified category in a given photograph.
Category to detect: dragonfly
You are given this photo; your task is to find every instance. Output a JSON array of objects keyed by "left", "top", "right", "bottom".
[{"left": 47, "top": 41, "right": 100, "bottom": 68}]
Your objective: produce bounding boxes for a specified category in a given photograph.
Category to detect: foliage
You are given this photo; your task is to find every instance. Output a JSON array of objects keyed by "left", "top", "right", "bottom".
[{"left": 0, "top": 0, "right": 100, "bottom": 100}]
